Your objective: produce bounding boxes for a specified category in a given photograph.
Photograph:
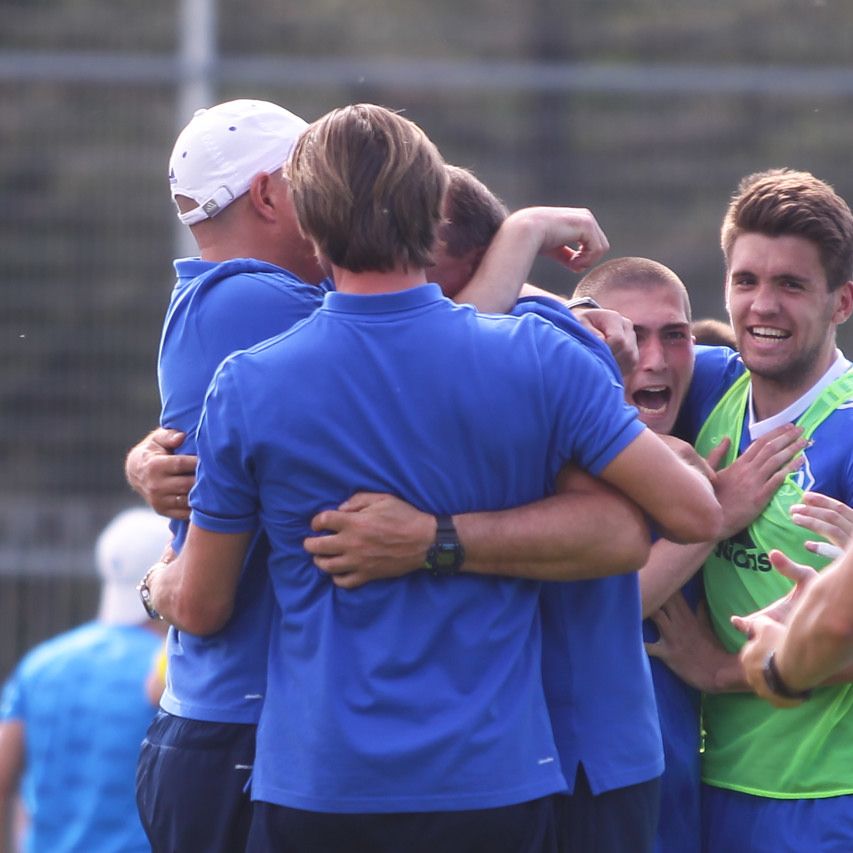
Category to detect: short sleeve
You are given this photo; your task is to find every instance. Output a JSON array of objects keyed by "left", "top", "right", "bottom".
[{"left": 190, "top": 357, "right": 261, "bottom": 534}]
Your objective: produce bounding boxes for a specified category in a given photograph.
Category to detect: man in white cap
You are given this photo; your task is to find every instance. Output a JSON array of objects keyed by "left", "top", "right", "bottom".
[
  {"left": 128, "top": 98, "right": 631, "bottom": 852},
  {"left": 0, "top": 507, "right": 168, "bottom": 853}
]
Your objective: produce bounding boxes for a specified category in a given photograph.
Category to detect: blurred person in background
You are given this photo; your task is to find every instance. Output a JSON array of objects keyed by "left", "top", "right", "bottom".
[
  {"left": 691, "top": 316, "right": 737, "bottom": 349},
  {"left": 0, "top": 507, "right": 169, "bottom": 853}
]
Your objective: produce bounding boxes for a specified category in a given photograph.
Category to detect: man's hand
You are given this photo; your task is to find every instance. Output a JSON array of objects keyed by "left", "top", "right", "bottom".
[
  {"left": 791, "top": 491, "right": 853, "bottom": 558},
  {"left": 305, "top": 493, "right": 437, "bottom": 589},
  {"left": 657, "top": 435, "right": 717, "bottom": 481},
  {"left": 507, "top": 206, "right": 610, "bottom": 273},
  {"left": 710, "top": 424, "right": 807, "bottom": 540},
  {"left": 731, "top": 549, "right": 819, "bottom": 629},
  {"left": 646, "top": 595, "right": 743, "bottom": 692},
  {"left": 730, "top": 613, "right": 803, "bottom": 708},
  {"left": 572, "top": 307, "right": 639, "bottom": 376},
  {"left": 125, "top": 428, "right": 196, "bottom": 519}
]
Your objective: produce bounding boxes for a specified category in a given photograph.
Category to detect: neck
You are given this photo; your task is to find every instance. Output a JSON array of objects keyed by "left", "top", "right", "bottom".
[
  {"left": 750, "top": 349, "right": 839, "bottom": 420},
  {"left": 333, "top": 265, "right": 428, "bottom": 295},
  {"left": 195, "top": 230, "right": 325, "bottom": 285}
]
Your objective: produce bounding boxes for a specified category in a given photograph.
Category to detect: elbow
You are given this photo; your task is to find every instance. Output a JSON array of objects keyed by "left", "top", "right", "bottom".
[
  {"left": 611, "top": 522, "right": 652, "bottom": 573},
  {"left": 172, "top": 597, "right": 232, "bottom": 637},
  {"left": 664, "top": 497, "right": 723, "bottom": 545}
]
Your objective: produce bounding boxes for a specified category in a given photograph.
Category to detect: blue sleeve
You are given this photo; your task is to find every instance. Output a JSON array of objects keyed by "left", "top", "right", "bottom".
[
  {"left": 189, "top": 357, "right": 261, "bottom": 534},
  {"left": 538, "top": 321, "right": 645, "bottom": 476},
  {"left": 159, "top": 272, "right": 323, "bottom": 445},
  {"left": 513, "top": 296, "right": 623, "bottom": 382},
  {"left": 675, "top": 345, "right": 745, "bottom": 442}
]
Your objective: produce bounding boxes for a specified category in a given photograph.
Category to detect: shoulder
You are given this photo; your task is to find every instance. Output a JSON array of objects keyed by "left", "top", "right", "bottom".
[{"left": 676, "top": 346, "right": 745, "bottom": 441}]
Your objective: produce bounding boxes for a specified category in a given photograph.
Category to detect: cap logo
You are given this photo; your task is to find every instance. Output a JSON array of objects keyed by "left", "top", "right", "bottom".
[
  {"left": 169, "top": 167, "right": 177, "bottom": 185},
  {"left": 202, "top": 199, "right": 221, "bottom": 216}
]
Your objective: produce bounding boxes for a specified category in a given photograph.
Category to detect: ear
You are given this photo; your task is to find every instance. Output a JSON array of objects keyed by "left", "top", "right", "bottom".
[
  {"left": 247, "top": 171, "right": 279, "bottom": 223},
  {"left": 831, "top": 280, "right": 853, "bottom": 326}
]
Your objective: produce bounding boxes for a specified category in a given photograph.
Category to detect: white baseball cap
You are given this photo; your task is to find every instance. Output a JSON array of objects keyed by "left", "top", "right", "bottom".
[
  {"left": 168, "top": 99, "right": 308, "bottom": 226},
  {"left": 96, "top": 507, "right": 172, "bottom": 626}
]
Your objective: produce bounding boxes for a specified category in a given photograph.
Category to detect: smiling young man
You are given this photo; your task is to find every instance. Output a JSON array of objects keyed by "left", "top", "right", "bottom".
[{"left": 671, "top": 169, "right": 853, "bottom": 852}]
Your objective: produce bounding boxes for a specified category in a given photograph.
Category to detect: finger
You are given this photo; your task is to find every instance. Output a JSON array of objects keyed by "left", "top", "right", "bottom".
[
  {"left": 303, "top": 533, "right": 341, "bottom": 556},
  {"left": 152, "top": 428, "right": 187, "bottom": 451},
  {"left": 768, "top": 549, "right": 818, "bottom": 584},
  {"left": 804, "top": 540, "right": 844, "bottom": 560},
  {"left": 705, "top": 438, "right": 731, "bottom": 472},
  {"left": 730, "top": 614, "right": 754, "bottom": 637},
  {"left": 793, "top": 511, "right": 840, "bottom": 540},
  {"left": 312, "top": 554, "right": 351, "bottom": 574},
  {"left": 332, "top": 572, "right": 363, "bottom": 590},
  {"left": 800, "top": 491, "right": 853, "bottom": 517},
  {"left": 311, "top": 509, "right": 347, "bottom": 533},
  {"left": 644, "top": 641, "right": 663, "bottom": 658},
  {"left": 337, "top": 492, "right": 385, "bottom": 512},
  {"left": 547, "top": 246, "right": 581, "bottom": 269}
]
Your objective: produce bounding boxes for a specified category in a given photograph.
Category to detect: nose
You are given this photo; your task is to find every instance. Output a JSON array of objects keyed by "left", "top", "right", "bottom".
[
  {"left": 639, "top": 336, "right": 666, "bottom": 372},
  {"left": 749, "top": 281, "right": 780, "bottom": 316}
]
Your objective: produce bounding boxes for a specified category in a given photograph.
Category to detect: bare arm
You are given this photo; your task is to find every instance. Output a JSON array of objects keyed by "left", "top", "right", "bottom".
[
  {"left": 598, "top": 429, "right": 722, "bottom": 544},
  {"left": 0, "top": 720, "right": 24, "bottom": 853},
  {"left": 454, "top": 206, "right": 609, "bottom": 314},
  {"left": 125, "top": 428, "right": 197, "bottom": 520},
  {"left": 733, "top": 547, "right": 853, "bottom": 705},
  {"left": 305, "top": 466, "right": 650, "bottom": 589},
  {"left": 147, "top": 524, "right": 253, "bottom": 635}
]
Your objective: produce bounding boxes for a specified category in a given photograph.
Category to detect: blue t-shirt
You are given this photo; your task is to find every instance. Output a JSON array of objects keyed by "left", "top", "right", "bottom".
[
  {"left": 512, "top": 297, "right": 664, "bottom": 795},
  {"left": 1, "top": 622, "right": 161, "bottom": 853},
  {"left": 190, "top": 283, "right": 646, "bottom": 813},
  {"left": 632, "top": 345, "right": 742, "bottom": 852},
  {"left": 157, "top": 256, "right": 329, "bottom": 724}
]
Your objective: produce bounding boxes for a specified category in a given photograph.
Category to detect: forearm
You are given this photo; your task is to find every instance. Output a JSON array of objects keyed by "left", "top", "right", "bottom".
[
  {"left": 640, "top": 539, "right": 714, "bottom": 618},
  {"left": 147, "top": 525, "right": 252, "bottom": 635},
  {"left": 457, "top": 488, "right": 650, "bottom": 581},
  {"left": 773, "top": 559, "right": 853, "bottom": 691},
  {"left": 455, "top": 212, "right": 546, "bottom": 313}
]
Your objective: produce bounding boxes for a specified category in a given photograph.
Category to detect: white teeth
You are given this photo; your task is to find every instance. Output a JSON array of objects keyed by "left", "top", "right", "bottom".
[
  {"left": 642, "top": 386, "right": 667, "bottom": 392},
  {"left": 750, "top": 326, "right": 788, "bottom": 339}
]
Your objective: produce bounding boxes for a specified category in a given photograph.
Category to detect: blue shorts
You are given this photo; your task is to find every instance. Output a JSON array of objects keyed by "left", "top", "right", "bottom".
[
  {"left": 247, "top": 796, "right": 559, "bottom": 853},
  {"left": 555, "top": 766, "right": 660, "bottom": 853},
  {"left": 702, "top": 785, "right": 853, "bottom": 853},
  {"left": 136, "top": 710, "right": 256, "bottom": 853}
]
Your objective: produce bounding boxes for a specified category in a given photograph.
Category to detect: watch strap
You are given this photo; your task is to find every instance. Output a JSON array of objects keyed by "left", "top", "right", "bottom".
[{"left": 762, "top": 650, "right": 811, "bottom": 701}]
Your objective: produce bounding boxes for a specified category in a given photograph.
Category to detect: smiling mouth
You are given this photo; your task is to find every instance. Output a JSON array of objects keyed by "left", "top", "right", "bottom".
[
  {"left": 749, "top": 326, "right": 791, "bottom": 341},
  {"left": 633, "top": 386, "right": 671, "bottom": 414}
]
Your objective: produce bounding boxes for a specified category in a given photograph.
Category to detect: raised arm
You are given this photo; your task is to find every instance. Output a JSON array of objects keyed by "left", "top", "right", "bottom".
[{"left": 454, "top": 206, "right": 609, "bottom": 314}]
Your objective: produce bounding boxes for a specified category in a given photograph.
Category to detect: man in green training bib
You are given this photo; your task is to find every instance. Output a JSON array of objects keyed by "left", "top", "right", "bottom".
[{"left": 665, "top": 168, "right": 853, "bottom": 852}]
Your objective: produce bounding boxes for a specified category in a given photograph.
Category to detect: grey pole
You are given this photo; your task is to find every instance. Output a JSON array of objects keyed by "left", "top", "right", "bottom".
[{"left": 174, "top": 0, "right": 217, "bottom": 259}]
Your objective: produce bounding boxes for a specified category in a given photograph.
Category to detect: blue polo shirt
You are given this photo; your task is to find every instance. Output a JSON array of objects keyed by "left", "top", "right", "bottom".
[
  {"left": 511, "top": 296, "right": 664, "bottom": 796},
  {"left": 157, "top": 256, "right": 329, "bottom": 724},
  {"left": 190, "top": 283, "right": 646, "bottom": 813}
]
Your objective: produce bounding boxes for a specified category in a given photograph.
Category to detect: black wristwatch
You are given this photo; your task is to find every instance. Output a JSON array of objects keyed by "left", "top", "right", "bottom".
[
  {"left": 762, "top": 650, "right": 811, "bottom": 701},
  {"left": 137, "top": 564, "right": 164, "bottom": 621},
  {"left": 423, "top": 515, "right": 465, "bottom": 577}
]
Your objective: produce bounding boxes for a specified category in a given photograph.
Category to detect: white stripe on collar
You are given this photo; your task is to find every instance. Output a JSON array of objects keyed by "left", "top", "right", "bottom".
[{"left": 748, "top": 350, "right": 852, "bottom": 440}]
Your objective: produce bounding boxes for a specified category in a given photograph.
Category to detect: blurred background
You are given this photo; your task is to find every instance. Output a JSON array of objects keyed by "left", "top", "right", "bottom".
[{"left": 2, "top": 0, "right": 853, "bottom": 679}]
